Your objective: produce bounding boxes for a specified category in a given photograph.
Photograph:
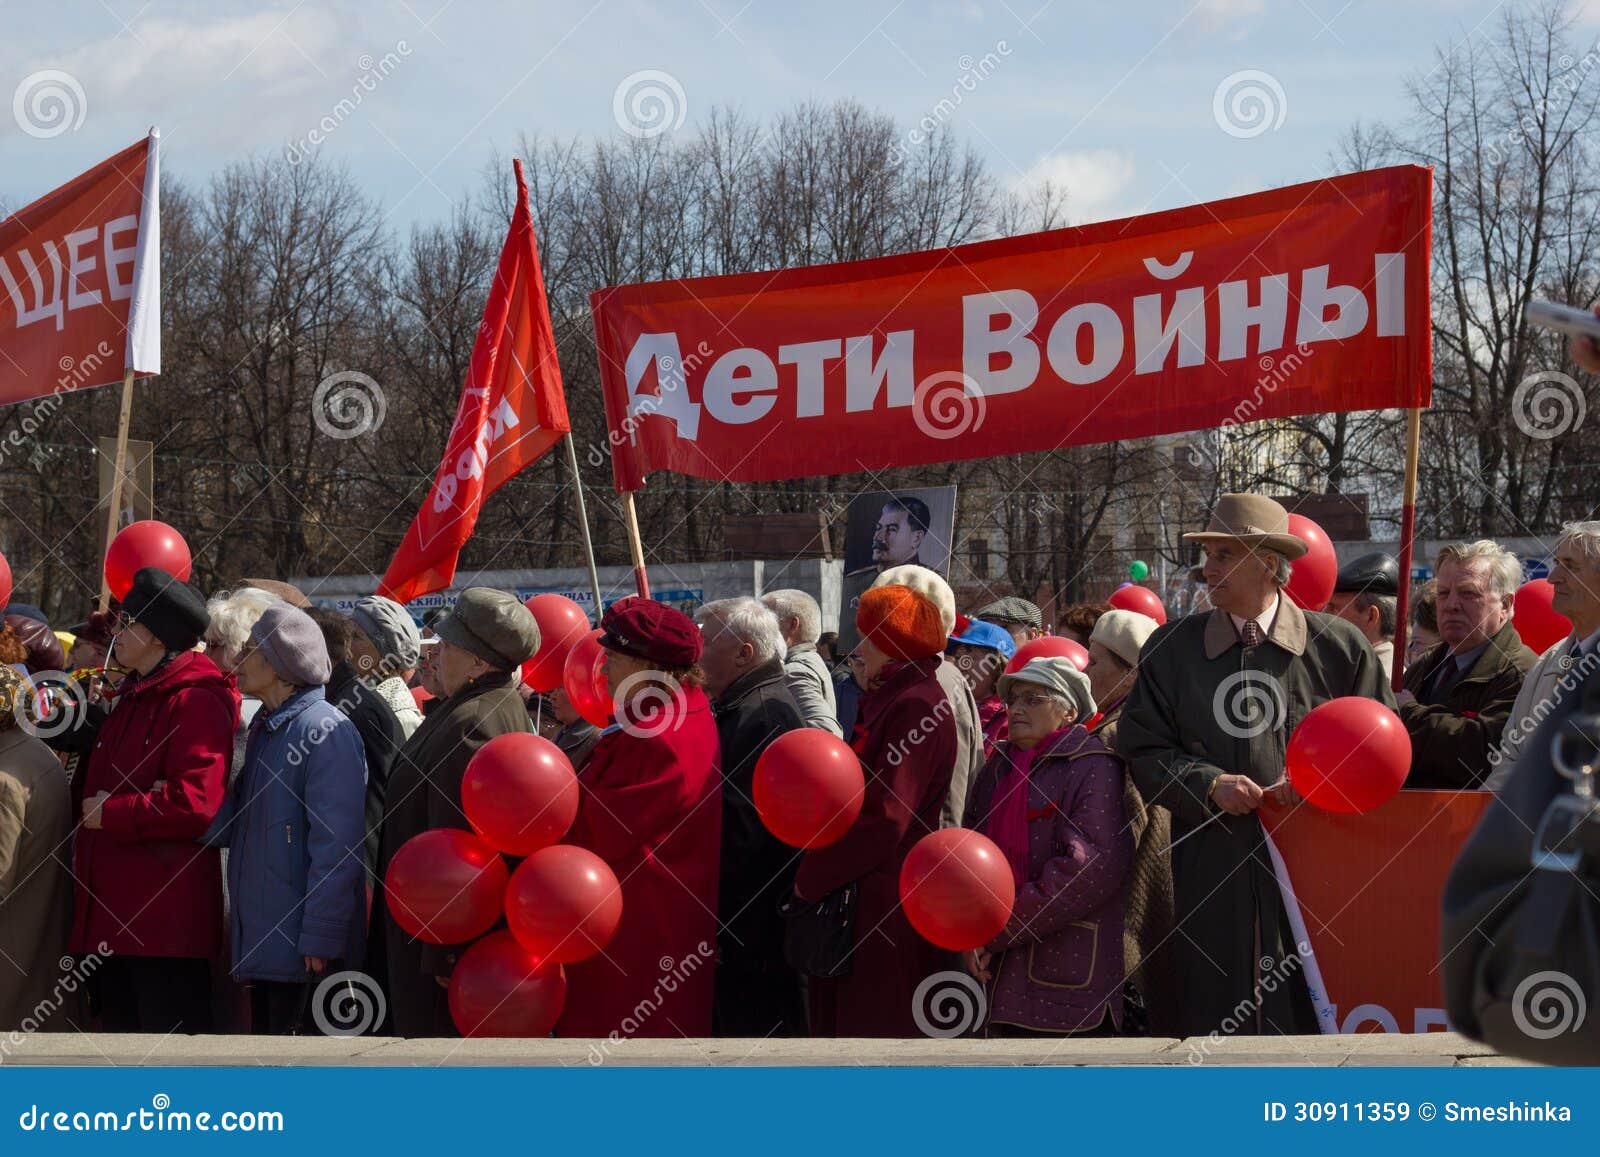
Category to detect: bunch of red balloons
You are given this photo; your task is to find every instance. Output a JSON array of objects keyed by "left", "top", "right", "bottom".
[
  {"left": 383, "top": 733, "right": 623, "bottom": 1036},
  {"left": 104, "top": 520, "right": 192, "bottom": 600}
]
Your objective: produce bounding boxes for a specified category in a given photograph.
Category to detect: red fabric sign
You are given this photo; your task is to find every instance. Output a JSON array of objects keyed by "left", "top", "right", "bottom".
[
  {"left": 1262, "top": 790, "right": 1491, "bottom": 1033},
  {"left": 379, "top": 161, "right": 571, "bottom": 603},
  {"left": 591, "top": 165, "right": 1432, "bottom": 491},
  {"left": 0, "top": 135, "right": 160, "bottom": 405}
]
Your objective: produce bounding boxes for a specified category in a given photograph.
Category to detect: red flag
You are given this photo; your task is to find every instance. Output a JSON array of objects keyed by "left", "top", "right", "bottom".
[
  {"left": 379, "top": 160, "right": 571, "bottom": 603},
  {"left": 0, "top": 131, "right": 161, "bottom": 404}
]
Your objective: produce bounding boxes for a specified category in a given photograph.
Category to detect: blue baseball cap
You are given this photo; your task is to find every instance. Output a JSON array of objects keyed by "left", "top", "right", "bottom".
[{"left": 946, "top": 619, "right": 1017, "bottom": 660}]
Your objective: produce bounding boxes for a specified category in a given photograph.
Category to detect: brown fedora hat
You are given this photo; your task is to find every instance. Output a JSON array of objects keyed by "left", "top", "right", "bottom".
[{"left": 1183, "top": 493, "right": 1309, "bottom": 560}]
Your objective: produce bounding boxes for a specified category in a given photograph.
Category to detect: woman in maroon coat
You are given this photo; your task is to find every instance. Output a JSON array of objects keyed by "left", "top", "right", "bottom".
[
  {"left": 70, "top": 568, "right": 238, "bottom": 1032},
  {"left": 558, "top": 599, "right": 722, "bottom": 1039},
  {"left": 795, "top": 584, "right": 957, "bottom": 1037}
]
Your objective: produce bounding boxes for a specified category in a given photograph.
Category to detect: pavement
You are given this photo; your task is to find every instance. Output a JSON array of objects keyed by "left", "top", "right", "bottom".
[{"left": 0, "top": 1032, "right": 1528, "bottom": 1067}]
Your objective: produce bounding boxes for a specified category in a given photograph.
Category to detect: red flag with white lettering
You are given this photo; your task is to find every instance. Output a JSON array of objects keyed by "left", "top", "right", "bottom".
[
  {"left": 0, "top": 132, "right": 160, "bottom": 404},
  {"left": 378, "top": 160, "right": 571, "bottom": 603}
]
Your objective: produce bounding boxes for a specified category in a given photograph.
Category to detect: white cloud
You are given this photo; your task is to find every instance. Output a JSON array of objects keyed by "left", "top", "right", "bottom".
[{"left": 1011, "top": 149, "right": 1138, "bottom": 223}]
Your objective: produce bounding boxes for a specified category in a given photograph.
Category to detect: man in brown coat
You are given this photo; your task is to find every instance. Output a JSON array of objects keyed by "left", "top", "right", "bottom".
[
  {"left": 1117, "top": 494, "right": 1392, "bottom": 1038},
  {"left": 1397, "top": 541, "right": 1537, "bottom": 789},
  {"left": 0, "top": 666, "right": 82, "bottom": 1034},
  {"left": 373, "top": 589, "right": 539, "bottom": 1037}
]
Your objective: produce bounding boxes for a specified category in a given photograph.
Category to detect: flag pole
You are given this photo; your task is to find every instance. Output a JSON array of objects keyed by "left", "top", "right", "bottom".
[
  {"left": 97, "top": 369, "right": 137, "bottom": 612},
  {"left": 621, "top": 490, "right": 651, "bottom": 599},
  {"left": 1390, "top": 406, "right": 1422, "bottom": 693},
  {"left": 562, "top": 432, "right": 606, "bottom": 621}
]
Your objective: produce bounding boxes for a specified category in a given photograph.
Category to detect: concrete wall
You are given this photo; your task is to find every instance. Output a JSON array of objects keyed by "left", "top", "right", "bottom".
[{"left": 292, "top": 558, "right": 845, "bottom": 628}]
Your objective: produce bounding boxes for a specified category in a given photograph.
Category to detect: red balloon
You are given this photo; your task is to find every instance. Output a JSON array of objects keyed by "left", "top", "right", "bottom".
[
  {"left": 506, "top": 844, "right": 623, "bottom": 965},
  {"left": 899, "top": 828, "right": 1016, "bottom": 951},
  {"left": 520, "top": 594, "right": 592, "bottom": 693},
  {"left": 461, "top": 733, "right": 579, "bottom": 855},
  {"left": 383, "top": 828, "right": 508, "bottom": 945},
  {"left": 1286, "top": 696, "right": 1413, "bottom": 815},
  {"left": 1513, "top": 579, "right": 1572, "bottom": 655},
  {"left": 104, "top": 520, "right": 192, "bottom": 600},
  {"left": 448, "top": 931, "right": 566, "bottom": 1038},
  {"left": 0, "top": 551, "right": 12, "bottom": 610},
  {"left": 1004, "top": 635, "right": 1089, "bottom": 674},
  {"left": 753, "top": 729, "right": 866, "bottom": 849},
  {"left": 562, "top": 628, "right": 611, "bottom": 728},
  {"left": 1284, "top": 514, "right": 1337, "bottom": 612},
  {"left": 1106, "top": 584, "right": 1167, "bottom": 625}
]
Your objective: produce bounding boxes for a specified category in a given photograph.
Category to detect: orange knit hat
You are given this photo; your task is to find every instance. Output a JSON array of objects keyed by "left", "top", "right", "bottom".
[{"left": 856, "top": 584, "right": 945, "bottom": 661}]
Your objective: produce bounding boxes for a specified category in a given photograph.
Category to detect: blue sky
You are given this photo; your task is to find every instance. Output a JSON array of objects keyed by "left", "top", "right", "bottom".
[{"left": 2, "top": 0, "right": 1593, "bottom": 232}]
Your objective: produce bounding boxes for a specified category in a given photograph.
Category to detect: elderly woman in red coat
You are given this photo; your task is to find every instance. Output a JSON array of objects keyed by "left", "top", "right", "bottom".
[
  {"left": 557, "top": 599, "right": 722, "bottom": 1039},
  {"left": 795, "top": 584, "right": 958, "bottom": 1037},
  {"left": 70, "top": 568, "right": 238, "bottom": 1032}
]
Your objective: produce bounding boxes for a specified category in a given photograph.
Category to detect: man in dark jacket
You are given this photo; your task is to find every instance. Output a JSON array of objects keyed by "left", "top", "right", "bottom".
[
  {"left": 308, "top": 608, "right": 406, "bottom": 872},
  {"left": 1117, "top": 494, "right": 1393, "bottom": 1038},
  {"left": 1398, "top": 541, "right": 1537, "bottom": 789},
  {"left": 374, "top": 589, "right": 539, "bottom": 1037},
  {"left": 695, "top": 596, "right": 807, "bottom": 1036}
]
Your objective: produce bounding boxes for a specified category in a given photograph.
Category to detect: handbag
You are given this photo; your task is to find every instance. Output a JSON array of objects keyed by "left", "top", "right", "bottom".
[
  {"left": 1442, "top": 668, "right": 1600, "bottom": 1065},
  {"left": 780, "top": 882, "right": 858, "bottom": 979}
]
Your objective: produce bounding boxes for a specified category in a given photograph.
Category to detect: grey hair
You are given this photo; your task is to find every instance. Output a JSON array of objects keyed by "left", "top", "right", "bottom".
[
  {"left": 695, "top": 597, "right": 784, "bottom": 664},
  {"left": 1555, "top": 520, "right": 1600, "bottom": 565},
  {"left": 1355, "top": 592, "right": 1398, "bottom": 638},
  {"left": 761, "top": 588, "right": 822, "bottom": 645},
  {"left": 1262, "top": 549, "right": 1294, "bottom": 587},
  {"left": 204, "top": 586, "right": 285, "bottom": 656},
  {"left": 1435, "top": 540, "right": 1522, "bottom": 600}
]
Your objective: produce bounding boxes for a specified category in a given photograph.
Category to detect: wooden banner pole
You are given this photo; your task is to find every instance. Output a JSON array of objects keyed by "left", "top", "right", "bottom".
[
  {"left": 562, "top": 433, "right": 606, "bottom": 622},
  {"left": 1390, "top": 406, "right": 1422, "bottom": 694},
  {"left": 97, "top": 369, "right": 137, "bottom": 613},
  {"left": 621, "top": 490, "right": 651, "bottom": 599}
]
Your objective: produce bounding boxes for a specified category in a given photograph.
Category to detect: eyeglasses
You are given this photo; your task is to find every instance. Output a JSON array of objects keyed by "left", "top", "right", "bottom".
[{"left": 1007, "top": 691, "right": 1062, "bottom": 710}]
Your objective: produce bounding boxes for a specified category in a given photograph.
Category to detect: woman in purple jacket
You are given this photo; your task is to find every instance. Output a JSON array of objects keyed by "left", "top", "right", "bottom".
[{"left": 962, "top": 656, "right": 1132, "bottom": 1036}]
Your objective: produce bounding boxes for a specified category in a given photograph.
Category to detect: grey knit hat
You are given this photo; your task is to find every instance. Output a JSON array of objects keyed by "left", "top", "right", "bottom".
[
  {"left": 975, "top": 596, "right": 1043, "bottom": 630},
  {"left": 250, "top": 604, "right": 333, "bottom": 687},
  {"left": 996, "top": 657, "right": 1095, "bottom": 721},
  {"left": 349, "top": 595, "right": 422, "bottom": 670}
]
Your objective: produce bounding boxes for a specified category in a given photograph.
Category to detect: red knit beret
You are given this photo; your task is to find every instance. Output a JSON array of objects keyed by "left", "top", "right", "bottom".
[
  {"left": 856, "top": 584, "right": 945, "bottom": 661},
  {"left": 599, "top": 598, "right": 703, "bottom": 667}
]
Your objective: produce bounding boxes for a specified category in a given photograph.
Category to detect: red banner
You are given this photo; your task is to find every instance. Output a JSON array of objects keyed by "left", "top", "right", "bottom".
[
  {"left": 0, "top": 133, "right": 161, "bottom": 405},
  {"left": 1263, "top": 790, "right": 1490, "bottom": 1033},
  {"left": 591, "top": 165, "right": 1432, "bottom": 491},
  {"left": 379, "top": 160, "right": 571, "bottom": 603}
]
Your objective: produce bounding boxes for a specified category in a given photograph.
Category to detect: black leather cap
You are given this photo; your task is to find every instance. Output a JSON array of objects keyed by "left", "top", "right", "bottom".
[{"left": 1333, "top": 551, "right": 1400, "bottom": 596}]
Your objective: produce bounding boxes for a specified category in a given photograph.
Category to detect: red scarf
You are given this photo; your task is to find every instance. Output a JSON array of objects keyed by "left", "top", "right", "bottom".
[{"left": 984, "top": 726, "right": 1073, "bottom": 887}]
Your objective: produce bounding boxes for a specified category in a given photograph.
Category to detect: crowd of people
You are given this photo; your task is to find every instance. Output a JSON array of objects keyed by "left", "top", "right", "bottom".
[{"left": 0, "top": 493, "right": 1596, "bottom": 1043}]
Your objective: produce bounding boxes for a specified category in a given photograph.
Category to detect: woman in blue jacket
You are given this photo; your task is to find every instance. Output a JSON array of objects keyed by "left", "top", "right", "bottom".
[{"left": 208, "top": 603, "right": 369, "bottom": 1034}]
